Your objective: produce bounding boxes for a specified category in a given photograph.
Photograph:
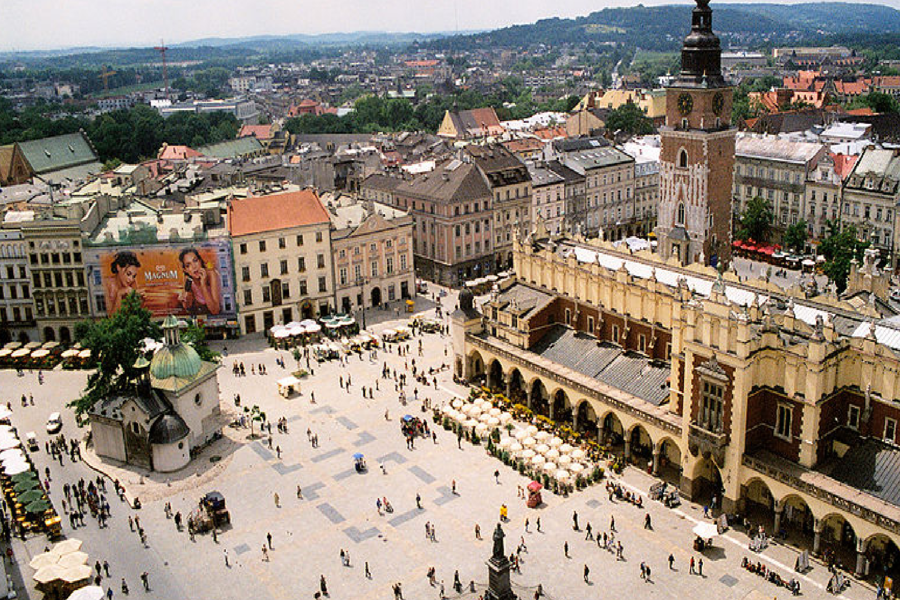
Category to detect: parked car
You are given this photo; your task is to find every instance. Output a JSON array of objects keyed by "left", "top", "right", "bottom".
[{"left": 46, "top": 412, "right": 62, "bottom": 434}]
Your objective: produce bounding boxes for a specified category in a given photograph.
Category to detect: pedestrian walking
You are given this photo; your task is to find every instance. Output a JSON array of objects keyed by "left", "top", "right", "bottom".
[
  {"left": 140, "top": 572, "right": 149, "bottom": 592},
  {"left": 644, "top": 513, "right": 652, "bottom": 529},
  {"left": 273, "top": 492, "right": 280, "bottom": 507},
  {"left": 668, "top": 554, "right": 674, "bottom": 570},
  {"left": 267, "top": 532, "right": 273, "bottom": 549},
  {"left": 224, "top": 549, "right": 229, "bottom": 567},
  {"left": 572, "top": 511, "right": 579, "bottom": 531},
  {"left": 689, "top": 556, "right": 695, "bottom": 574},
  {"left": 584, "top": 564, "right": 590, "bottom": 583},
  {"left": 297, "top": 485, "right": 303, "bottom": 499},
  {"left": 475, "top": 523, "right": 481, "bottom": 539},
  {"left": 564, "top": 541, "right": 569, "bottom": 558},
  {"left": 536, "top": 517, "right": 541, "bottom": 532},
  {"left": 320, "top": 575, "right": 328, "bottom": 596},
  {"left": 103, "top": 561, "right": 110, "bottom": 577},
  {"left": 365, "top": 562, "right": 371, "bottom": 579},
  {"left": 494, "top": 470, "right": 500, "bottom": 484},
  {"left": 610, "top": 515, "right": 615, "bottom": 531},
  {"left": 698, "top": 558, "right": 703, "bottom": 576},
  {"left": 525, "top": 518, "right": 529, "bottom": 533},
  {"left": 585, "top": 522, "right": 593, "bottom": 540},
  {"left": 261, "top": 545, "right": 269, "bottom": 561}
]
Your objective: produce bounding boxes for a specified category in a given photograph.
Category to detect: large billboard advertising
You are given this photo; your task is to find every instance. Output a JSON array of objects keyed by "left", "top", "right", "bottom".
[{"left": 87, "top": 240, "right": 236, "bottom": 323}]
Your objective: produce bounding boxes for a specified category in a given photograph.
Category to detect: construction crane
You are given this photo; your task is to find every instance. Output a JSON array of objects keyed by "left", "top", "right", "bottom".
[
  {"left": 99, "top": 67, "right": 117, "bottom": 93},
  {"left": 154, "top": 40, "right": 169, "bottom": 100}
]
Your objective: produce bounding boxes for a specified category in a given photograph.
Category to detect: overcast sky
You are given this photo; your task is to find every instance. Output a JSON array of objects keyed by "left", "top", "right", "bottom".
[{"left": 2, "top": 0, "right": 900, "bottom": 52}]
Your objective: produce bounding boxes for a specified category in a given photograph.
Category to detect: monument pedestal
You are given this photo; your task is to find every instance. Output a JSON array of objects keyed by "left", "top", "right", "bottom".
[{"left": 486, "top": 556, "right": 516, "bottom": 600}]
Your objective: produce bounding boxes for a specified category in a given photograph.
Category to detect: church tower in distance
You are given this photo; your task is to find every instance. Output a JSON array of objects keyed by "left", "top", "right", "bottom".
[{"left": 656, "top": 0, "right": 735, "bottom": 267}]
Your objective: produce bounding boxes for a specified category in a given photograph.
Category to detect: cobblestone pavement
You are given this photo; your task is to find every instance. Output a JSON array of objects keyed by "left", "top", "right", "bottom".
[{"left": 0, "top": 284, "right": 870, "bottom": 600}]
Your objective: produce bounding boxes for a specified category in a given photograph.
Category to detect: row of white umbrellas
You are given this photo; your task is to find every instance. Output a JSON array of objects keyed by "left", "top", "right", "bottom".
[{"left": 30, "top": 538, "right": 94, "bottom": 587}]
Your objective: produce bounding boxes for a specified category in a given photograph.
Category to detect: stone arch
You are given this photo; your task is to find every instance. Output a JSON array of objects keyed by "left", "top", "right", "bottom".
[
  {"left": 574, "top": 400, "right": 598, "bottom": 439},
  {"left": 468, "top": 350, "right": 485, "bottom": 384},
  {"left": 42, "top": 327, "right": 55, "bottom": 343},
  {"left": 690, "top": 455, "right": 723, "bottom": 507},
  {"left": 550, "top": 388, "right": 572, "bottom": 424},
  {"left": 744, "top": 477, "right": 775, "bottom": 514},
  {"left": 488, "top": 359, "right": 505, "bottom": 392},
  {"left": 655, "top": 436, "right": 682, "bottom": 484},
  {"left": 59, "top": 326, "right": 71, "bottom": 344},
  {"left": 600, "top": 411, "right": 625, "bottom": 455},
  {"left": 776, "top": 493, "right": 816, "bottom": 549},
  {"left": 507, "top": 368, "right": 526, "bottom": 403},
  {"left": 820, "top": 512, "right": 859, "bottom": 566},
  {"left": 627, "top": 423, "right": 654, "bottom": 467},
  {"left": 17, "top": 331, "right": 29, "bottom": 344},
  {"left": 864, "top": 532, "right": 900, "bottom": 584},
  {"left": 529, "top": 378, "right": 549, "bottom": 417},
  {"left": 0, "top": 329, "right": 9, "bottom": 346}
]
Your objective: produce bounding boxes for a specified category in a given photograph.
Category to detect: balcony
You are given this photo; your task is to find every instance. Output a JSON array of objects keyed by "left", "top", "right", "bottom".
[{"left": 688, "top": 421, "right": 727, "bottom": 465}]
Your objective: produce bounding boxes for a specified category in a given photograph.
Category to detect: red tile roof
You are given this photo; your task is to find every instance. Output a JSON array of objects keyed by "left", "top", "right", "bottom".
[
  {"left": 158, "top": 144, "right": 201, "bottom": 160},
  {"left": 228, "top": 189, "right": 330, "bottom": 237},
  {"left": 831, "top": 153, "right": 859, "bottom": 180},
  {"left": 239, "top": 124, "right": 274, "bottom": 140},
  {"left": 405, "top": 60, "right": 439, "bottom": 68},
  {"left": 533, "top": 126, "right": 568, "bottom": 140},
  {"left": 847, "top": 107, "right": 875, "bottom": 116}
]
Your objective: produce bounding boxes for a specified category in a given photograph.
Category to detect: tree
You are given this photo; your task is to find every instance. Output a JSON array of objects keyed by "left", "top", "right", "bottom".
[
  {"left": 819, "top": 221, "right": 870, "bottom": 293},
  {"left": 71, "top": 292, "right": 162, "bottom": 415},
  {"left": 737, "top": 196, "right": 773, "bottom": 243},
  {"left": 180, "top": 321, "right": 219, "bottom": 363},
  {"left": 604, "top": 102, "right": 654, "bottom": 136},
  {"left": 783, "top": 220, "right": 809, "bottom": 254}
]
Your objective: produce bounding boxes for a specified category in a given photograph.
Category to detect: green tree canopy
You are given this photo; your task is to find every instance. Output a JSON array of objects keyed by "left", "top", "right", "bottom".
[
  {"left": 737, "top": 196, "right": 773, "bottom": 243},
  {"left": 819, "top": 221, "right": 870, "bottom": 294},
  {"left": 783, "top": 220, "right": 809, "bottom": 254},
  {"left": 604, "top": 102, "right": 654, "bottom": 136},
  {"left": 71, "top": 292, "right": 161, "bottom": 415}
]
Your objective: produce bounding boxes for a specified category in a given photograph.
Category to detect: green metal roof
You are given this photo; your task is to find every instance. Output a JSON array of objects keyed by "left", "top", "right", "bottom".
[
  {"left": 17, "top": 132, "right": 99, "bottom": 175},
  {"left": 197, "top": 136, "right": 263, "bottom": 159},
  {"left": 150, "top": 343, "right": 202, "bottom": 381}
]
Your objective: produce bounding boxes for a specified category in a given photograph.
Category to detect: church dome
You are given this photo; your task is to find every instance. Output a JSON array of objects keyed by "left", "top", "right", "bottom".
[
  {"left": 150, "top": 343, "right": 202, "bottom": 380},
  {"left": 149, "top": 413, "right": 190, "bottom": 445}
]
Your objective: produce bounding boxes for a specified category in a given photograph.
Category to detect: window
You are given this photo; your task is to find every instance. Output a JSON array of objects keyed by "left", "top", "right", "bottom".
[
  {"left": 260, "top": 263, "right": 269, "bottom": 278},
  {"left": 259, "top": 240, "right": 266, "bottom": 252},
  {"left": 676, "top": 203, "right": 685, "bottom": 226},
  {"left": 848, "top": 405, "right": 861, "bottom": 430},
  {"left": 317, "top": 254, "right": 325, "bottom": 269},
  {"left": 775, "top": 404, "right": 792, "bottom": 440},
  {"left": 298, "top": 257, "right": 306, "bottom": 272},
  {"left": 244, "top": 314, "right": 256, "bottom": 334},
  {"left": 386, "top": 257, "right": 394, "bottom": 274},
  {"left": 371, "top": 262, "right": 378, "bottom": 277},
  {"left": 339, "top": 249, "right": 346, "bottom": 258},
  {"left": 354, "top": 264, "right": 361, "bottom": 280},
  {"left": 638, "top": 334, "right": 646, "bottom": 354},
  {"left": 612, "top": 324, "right": 619, "bottom": 343},
  {"left": 296, "top": 234, "right": 304, "bottom": 246},
  {"left": 886, "top": 418, "right": 897, "bottom": 444},
  {"left": 339, "top": 268, "right": 348, "bottom": 285},
  {"left": 278, "top": 237, "right": 286, "bottom": 249},
  {"left": 316, "top": 231, "right": 323, "bottom": 243},
  {"left": 262, "top": 286, "right": 271, "bottom": 303},
  {"left": 241, "top": 266, "right": 250, "bottom": 282},
  {"left": 700, "top": 381, "right": 724, "bottom": 432},
  {"left": 194, "top": 393, "right": 202, "bottom": 407},
  {"left": 281, "top": 281, "right": 290, "bottom": 299},
  {"left": 399, "top": 254, "right": 407, "bottom": 270},
  {"left": 587, "top": 316, "right": 594, "bottom": 333},
  {"left": 318, "top": 276, "right": 327, "bottom": 293},
  {"left": 299, "top": 280, "right": 308, "bottom": 295},
  {"left": 243, "top": 289, "right": 253, "bottom": 306},
  {"left": 280, "top": 260, "right": 288, "bottom": 275},
  {"left": 565, "top": 308, "right": 571, "bottom": 325}
]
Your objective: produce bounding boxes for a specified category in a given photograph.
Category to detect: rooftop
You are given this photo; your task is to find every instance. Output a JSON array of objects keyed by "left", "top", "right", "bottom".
[
  {"left": 735, "top": 134, "right": 826, "bottom": 165},
  {"left": 228, "top": 189, "right": 330, "bottom": 237}
]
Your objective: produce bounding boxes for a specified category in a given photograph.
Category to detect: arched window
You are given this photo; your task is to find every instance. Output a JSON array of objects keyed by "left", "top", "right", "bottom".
[
  {"left": 678, "top": 149, "right": 688, "bottom": 169},
  {"left": 194, "top": 393, "right": 202, "bottom": 406},
  {"left": 676, "top": 203, "right": 686, "bottom": 226}
]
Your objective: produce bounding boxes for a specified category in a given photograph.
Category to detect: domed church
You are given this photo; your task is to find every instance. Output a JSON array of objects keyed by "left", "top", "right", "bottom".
[{"left": 89, "top": 316, "right": 222, "bottom": 472}]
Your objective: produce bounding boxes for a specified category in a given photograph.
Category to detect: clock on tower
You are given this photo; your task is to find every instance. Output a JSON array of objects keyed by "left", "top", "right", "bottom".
[{"left": 655, "top": 0, "right": 735, "bottom": 267}]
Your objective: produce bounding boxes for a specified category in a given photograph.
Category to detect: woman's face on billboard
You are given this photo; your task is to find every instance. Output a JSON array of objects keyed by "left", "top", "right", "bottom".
[{"left": 182, "top": 251, "right": 203, "bottom": 280}]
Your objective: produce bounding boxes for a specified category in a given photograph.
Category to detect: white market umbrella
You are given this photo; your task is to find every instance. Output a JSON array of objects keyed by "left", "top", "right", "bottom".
[
  {"left": 305, "top": 323, "right": 322, "bottom": 333},
  {"left": 693, "top": 522, "right": 719, "bottom": 539},
  {"left": 53, "top": 539, "right": 83, "bottom": 554},
  {"left": 543, "top": 462, "right": 557, "bottom": 473},
  {"left": 0, "top": 406, "right": 12, "bottom": 420},
  {"left": 23, "top": 342, "right": 40, "bottom": 350},
  {"left": 78, "top": 350, "right": 91, "bottom": 359},
  {"left": 568, "top": 463, "right": 586, "bottom": 474},
  {"left": 489, "top": 408, "right": 502, "bottom": 417},
  {"left": 3, "top": 463, "right": 29, "bottom": 475},
  {"left": 534, "top": 443, "right": 550, "bottom": 455},
  {"left": 67, "top": 586, "right": 105, "bottom": 600},
  {"left": 61, "top": 349, "right": 79, "bottom": 359},
  {"left": 0, "top": 349, "right": 11, "bottom": 358},
  {"left": 555, "top": 469, "right": 571, "bottom": 481},
  {"left": 465, "top": 405, "right": 483, "bottom": 417},
  {"left": 520, "top": 448, "right": 535, "bottom": 460},
  {"left": 526, "top": 425, "right": 539, "bottom": 435},
  {"left": 33, "top": 564, "right": 66, "bottom": 584},
  {"left": 31, "top": 349, "right": 49, "bottom": 359},
  {"left": 548, "top": 437, "right": 563, "bottom": 447},
  {"left": 571, "top": 448, "right": 586, "bottom": 460},
  {"left": 0, "top": 449, "right": 24, "bottom": 461},
  {"left": 545, "top": 448, "right": 560, "bottom": 460},
  {"left": 487, "top": 417, "right": 501, "bottom": 427},
  {"left": 497, "top": 438, "right": 513, "bottom": 450},
  {"left": 498, "top": 413, "right": 513, "bottom": 424},
  {"left": 559, "top": 443, "right": 574, "bottom": 453},
  {"left": 509, "top": 442, "right": 523, "bottom": 454},
  {"left": 475, "top": 423, "right": 489, "bottom": 435},
  {"left": 451, "top": 399, "right": 463, "bottom": 410},
  {"left": 57, "top": 551, "right": 89, "bottom": 569},
  {"left": 514, "top": 430, "right": 530, "bottom": 441},
  {"left": 558, "top": 455, "right": 573, "bottom": 466},
  {"left": 0, "top": 438, "right": 19, "bottom": 451},
  {"left": 531, "top": 455, "right": 546, "bottom": 467},
  {"left": 29, "top": 553, "right": 59, "bottom": 570},
  {"left": 463, "top": 419, "right": 479, "bottom": 429},
  {"left": 521, "top": 437, "right": 536, "bottom": 447},
  {"left": 534, "top": 431, "right": 551, "bottom": 442},
  {"left": 11, "top": 349, "right": 29, "bottom": 358},
  {"left": 59, "top": 564, "right": 92, "bottom": 584},
  {"left": 274, "top": 330, "right": 291, "bottom": 339},
  {"left": 478, "top": 413, "right": 493, "bottom": 424}
]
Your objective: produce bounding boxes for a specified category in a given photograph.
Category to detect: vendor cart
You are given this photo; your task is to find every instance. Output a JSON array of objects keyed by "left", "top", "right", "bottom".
[
  {"left": 277, "top": 376, "right": 301, "bottom": 398},
  {"left": 353, "top": 453, "right": 367, "bottom": 473},
  {"left": 526, "top": 480, "right": 543, "bottom": 508}
]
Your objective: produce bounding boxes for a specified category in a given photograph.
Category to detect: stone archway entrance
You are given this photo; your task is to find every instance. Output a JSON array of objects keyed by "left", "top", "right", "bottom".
[
  {"left": 370, "top": 287, "right": 382, "bottom": 307},
  {"left": 575, "top": 401, "right": 598, "bottom": 440},
  {"left": 43, "top": 327, "right": 55, "bottom": 343},
  {"left": 488, "top": 360, "right": 504, "bottom": 393},
  {"left": 59, "top": 327, "right": 71, "bottom": 344},
  {"left": 601, "top": 412, "right": 625, "bottom": 456},
  {"left": 551, "top": 389, "right": 572, "bottom": 425},
  {"left": 628, "top": 424, "right": 653, "bottom": 469},
  {"left": 508, "top": 369, "right": 526, "bottom": 404},
  {"left": 691, "top": 456, "right": 723, "bottom": 508},
  {"left": 530, "top": 380, "right": 549, "bottom": 417},
  {"left": 866, "top": 534, "right": 900, "bottom": 585}
]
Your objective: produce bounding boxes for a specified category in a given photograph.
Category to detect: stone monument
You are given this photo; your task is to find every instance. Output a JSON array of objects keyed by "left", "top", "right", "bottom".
[{"left": 486, "top": 523, "right": 516, "bottom": 600}]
